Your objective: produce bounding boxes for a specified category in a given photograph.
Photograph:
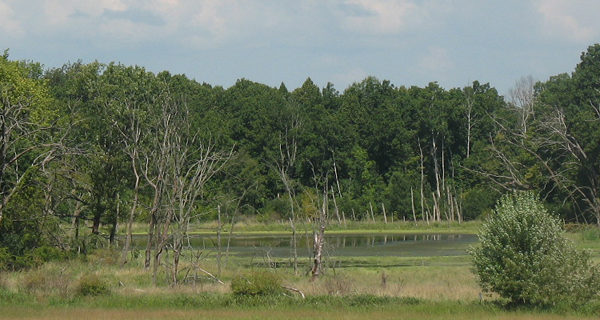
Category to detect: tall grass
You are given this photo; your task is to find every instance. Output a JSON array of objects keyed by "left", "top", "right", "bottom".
[{"left": 1, "top": 227, "right": 599, "bottom": 319}]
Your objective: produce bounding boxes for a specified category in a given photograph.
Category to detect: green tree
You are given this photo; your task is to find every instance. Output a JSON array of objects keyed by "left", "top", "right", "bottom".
[{"left": 0, "top": 52, "right": 64, "bottom": 268}]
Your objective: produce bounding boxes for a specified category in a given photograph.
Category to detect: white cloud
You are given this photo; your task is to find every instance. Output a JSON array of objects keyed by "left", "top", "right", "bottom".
[
  {"left": 0, "top": 0, "right": 23, "bottom": 36},
  {"left": 534, "top": 0, "right": 600, "bottom": 43},
  {"left": 190, "top": 1, "right": 233, "bottom": 41},
  {"left": 339, "top": 0, "right": 421, "bottom": 34},
  {"left": 43, "top": 0, "right": 127, "bottom": 25}
]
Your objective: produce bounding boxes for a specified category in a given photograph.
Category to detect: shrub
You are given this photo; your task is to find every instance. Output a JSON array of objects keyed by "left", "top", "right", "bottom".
[
  {"left": 20, "top": 264, "right": 71, "bottom": 296},
  {"left": 323, "top": 275, "right": 354, "bottom": 295},
  {"left": 231, "top": 271, "right": 284, "bottom": 297},
  {"left": 470, "top": 191, "right": 600, "bottom": 306},
  {"left": 76, "top": 274, "right": 110, "bottom": 296},
  {"left": 30, "top": 246, "right": 69, "bottom": 265}
]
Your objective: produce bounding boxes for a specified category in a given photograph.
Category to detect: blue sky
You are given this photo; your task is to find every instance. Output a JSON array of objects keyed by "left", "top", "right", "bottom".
[{"left": 1, "top": 0, "right": 599, "bottom": 95}]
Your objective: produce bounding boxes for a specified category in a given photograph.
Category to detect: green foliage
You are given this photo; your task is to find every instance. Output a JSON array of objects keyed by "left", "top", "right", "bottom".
[
  {"left": 261, "top": 197, "right": 289, "bottom": 220},
  {"left": 0, "top": 247, "right": 10, "bottom": 270},
  {"left": 76, "top": 274, "right": 111, "bottom": 296},
  {"left": 230, "top": 271, "right": 284, "bottom": 297},
  {"left": 470, "top": 191, "right": 600, "bottom": 306},
  {"left": 29, "top": 246, "right": 69, "bottom": 266},
  {"left": 462, "top": 187, "right": 498, "bottom": 220}
]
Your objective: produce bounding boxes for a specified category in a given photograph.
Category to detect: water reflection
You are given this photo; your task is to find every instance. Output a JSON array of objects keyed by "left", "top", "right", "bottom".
[{"left": 130, "top": 233, "right": 477, "bottom": 258}]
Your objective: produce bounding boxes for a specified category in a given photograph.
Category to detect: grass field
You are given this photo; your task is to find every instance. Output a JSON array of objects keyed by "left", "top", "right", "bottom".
[{"left": 1, "top": 221, "right": 599, "bottom": 319}]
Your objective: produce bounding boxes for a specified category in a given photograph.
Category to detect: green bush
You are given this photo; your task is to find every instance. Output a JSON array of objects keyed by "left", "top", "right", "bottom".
[
  {"left": 30, "top": 246, "right": 69, "bottom": 265},
  {"left": 470, "top": 191, "right": 600, "bottom": 306},
  {"left": 231, "top": 271, "right": 284, "bottom": 297},
  {"left": 76, "top": 274, "right": 110, "bottom": 296}
]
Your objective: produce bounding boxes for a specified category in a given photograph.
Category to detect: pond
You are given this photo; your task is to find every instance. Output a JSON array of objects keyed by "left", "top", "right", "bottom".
[{"left": 132, "top": 233, "right": 477, "bottom": 259}]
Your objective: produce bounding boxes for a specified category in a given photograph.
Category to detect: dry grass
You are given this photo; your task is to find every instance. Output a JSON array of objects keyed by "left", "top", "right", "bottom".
[
  {"left": 283, "top": 266, "right": 481, "bottom": 301},
  {"left": 0, "top": 256, "right": 484, "bottom": 301}
]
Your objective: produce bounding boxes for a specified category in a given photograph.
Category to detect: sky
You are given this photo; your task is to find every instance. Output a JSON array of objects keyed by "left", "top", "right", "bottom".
[{"left": 1, "top": 0, "right": 600, "bottom": 96}]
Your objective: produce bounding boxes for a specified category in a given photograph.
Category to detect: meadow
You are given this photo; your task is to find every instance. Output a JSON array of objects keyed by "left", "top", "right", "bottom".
[{"left": 1, "top": 221, "right": 599, "bottom": 319}]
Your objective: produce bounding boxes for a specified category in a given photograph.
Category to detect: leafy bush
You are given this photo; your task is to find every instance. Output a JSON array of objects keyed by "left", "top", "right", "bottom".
[
  {"left": 470, "top": 192, "right": 600, "bottom": 306},
  {"left": 231, "top": 271, "right": 284, "bottom": 297},
  {"left": 76, "top": 274, "right": 110, "bottom": 296},
  {"left": 30, "top": 246, "right": 69, "bottom": 265}
]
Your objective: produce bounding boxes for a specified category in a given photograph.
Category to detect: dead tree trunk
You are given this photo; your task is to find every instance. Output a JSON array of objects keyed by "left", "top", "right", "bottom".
[
  {"left": 410, "top": 187, "right": 417, "bottom": 225},
  {"left": 217, "top": 205, "right": 223, "bottom": 277},
  {"left": 418, "top": 141, "right": 427, "bottom": 224},
  {"left": 311, "top": 188, "right": 328, "bottom": 281}
]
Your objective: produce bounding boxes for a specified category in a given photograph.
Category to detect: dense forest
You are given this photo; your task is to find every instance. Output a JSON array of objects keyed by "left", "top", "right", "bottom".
[{"left": 1, "top": 44, "right": 599, "bottom": 269}]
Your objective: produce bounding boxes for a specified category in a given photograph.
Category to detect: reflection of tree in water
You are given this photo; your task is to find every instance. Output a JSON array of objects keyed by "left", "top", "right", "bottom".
[{"left": 127, "top": 233, "right": 476, "bottom": 259}]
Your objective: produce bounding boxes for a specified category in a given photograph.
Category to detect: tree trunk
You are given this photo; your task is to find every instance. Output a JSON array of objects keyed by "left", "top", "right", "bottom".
[
  {"left": 109, "top": 193, "right": 119, "bottom": 247},
  {"left": 216, "top": 205, "right": 222, "bottom": 277},
  {"left": 144, "top": 211, "right": 156, "bottom": 269},
  {"left": 311, "top": 223, "right": 325, "bottom": 281},
  {"left": 331, "top": 186, "right": 342, "bottom": 225},
  {"left": 121, "top": 163, "right": 140, "bottom": 265},
  {"left": 410, "top": 187, "right": 417, "bottom": 225},
  {"left": 289, "top": 217, "right": 297, "bottom": 275}
]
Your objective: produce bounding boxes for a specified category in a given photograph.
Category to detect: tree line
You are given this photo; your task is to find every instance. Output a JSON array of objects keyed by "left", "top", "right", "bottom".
[{"left": 0, "top": 44, "right": 599, "bottom": 270}]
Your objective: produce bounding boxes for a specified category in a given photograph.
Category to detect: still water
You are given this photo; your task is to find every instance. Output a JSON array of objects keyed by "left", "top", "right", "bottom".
[{"left": 132, "top": 233, "right": 477, "bottom": 258}]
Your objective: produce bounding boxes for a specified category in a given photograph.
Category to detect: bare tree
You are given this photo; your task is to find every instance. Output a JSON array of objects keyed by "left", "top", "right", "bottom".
[
  {"left": 310, "top": 179, "right": 328, "bottom": 281},
  {"left": 273, "top": 104, "right": 302, "bottom": 274},
  {"left": 142, "top": 97, "right": 170, "bottom": 270},
  {"left": 166, "top": 132, "right": 232, "bottom": 285},
  {"left": 141, "top": 92, "right": 233, "bottom": 285},
  {"left": 533, "top": 105, "right": 600, "bottom": 225},
  {"left": 116, "top": 101, "right": 142, "bottom": 265},
  {"left": 464, "top": 90, "right": 475, "bottom": 159},
  {"left": 509, "top": 76, "right": 536, "bottom": 135},
  {"left": 470, "top": 81, "right": 600, "bottom": 225}
]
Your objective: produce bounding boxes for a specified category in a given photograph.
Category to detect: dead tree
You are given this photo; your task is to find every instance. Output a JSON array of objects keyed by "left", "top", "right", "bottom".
[
  {"left": 116, "top": 102, "right": 142, "bottom": 265},
  {"left": 142, "top": 100, "right": 170, "bottom": 269},
  {"left": 418, "top": 141, "right": 427, "bottom": 224},
  {"left": 144, "top": 94, "right": 233, "bottom": 286},
  {"left": 470, "top": 89, "right": 599, "bottom": 225},
  {"left": 273, "top": 105, "right": 302, "bottom": 274},
  {"left": 307, "top": 163, "right": 331, "bottom": 281},
  {"left": 509, "top": 76, "right": 536, "bottom": 135},
  {"left": 311, "top": 183, "right": 328, "bottom": 281},
  {"left": 534, "top": 105, "right": 600, "bottom": 225},
  {"left": 167, "top": 133, "right": 232, "bottom": 285}
]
